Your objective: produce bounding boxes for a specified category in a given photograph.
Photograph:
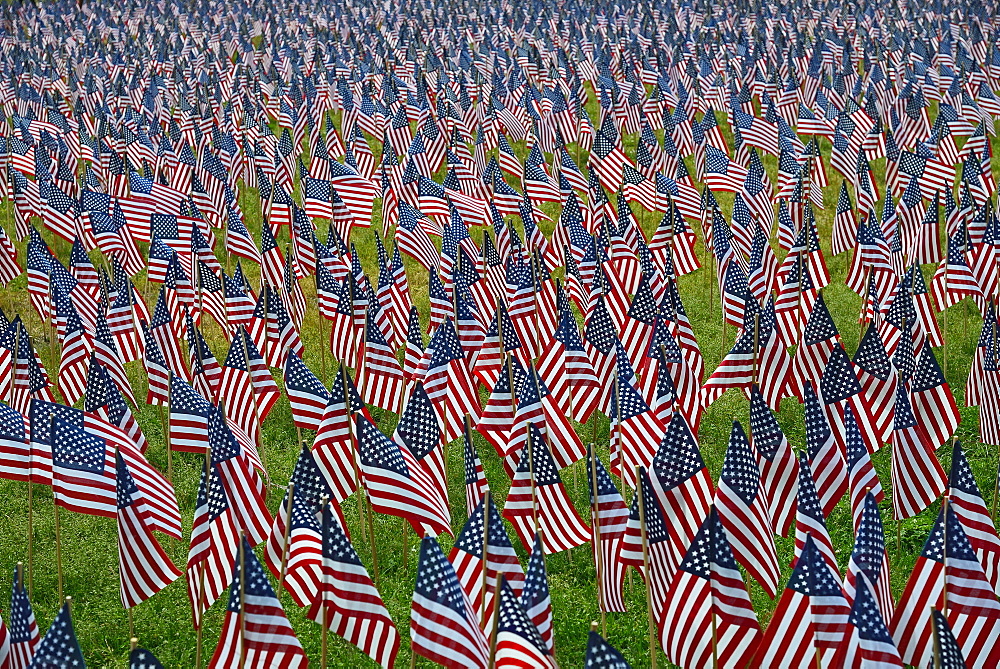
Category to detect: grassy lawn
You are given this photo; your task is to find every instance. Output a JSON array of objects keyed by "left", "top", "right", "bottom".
[{"left": 0, "top": 96, "right": 996, "bottom": 668}]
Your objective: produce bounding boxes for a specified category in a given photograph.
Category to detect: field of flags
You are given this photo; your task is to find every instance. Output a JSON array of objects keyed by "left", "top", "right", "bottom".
[{"left": 1, "top": 0, "right": 1000, "bottom": 665}]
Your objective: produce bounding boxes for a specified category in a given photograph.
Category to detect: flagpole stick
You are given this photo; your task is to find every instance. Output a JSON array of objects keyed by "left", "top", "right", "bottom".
[
  {"left": 321, "top": 500, "right": 329, "bottom": 669},
  {"left": 589, "top": 443, "right": 607, "bottom": 637},
  {"left": 238, "top": 530, "right": 246, "bottom": 668},
  {"left": 130, "top": 636, "right": 138, "bottom": 653},
  {"left": 341, "top": 362, "right": 368, "bottom": 545},
  {"left": 486, "top": 573, "right": 505, "bottom": 669},
  {"left": 527, "top": 422, "right": 539, "bottom": 533},
  {"left": 635, "top": 465, "right": 658, "bottom": 669},
  {"left": 276, "top": 481, "right": 295, "bottom": 595},
  {"left": 54, "top": 490, "right": 63, "bottom": 602},
  {"left": 128, "top": 608, "right": 134, "bottom": 642}
]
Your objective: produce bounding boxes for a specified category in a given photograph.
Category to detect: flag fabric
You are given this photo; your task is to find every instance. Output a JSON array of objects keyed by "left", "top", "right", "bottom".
[
  {"left": 755, "top": 534, "right": 850, "bottom": 668},
  {"left": 29, "top": 602, "right": 84, "bottom": 669},
  {"left": 306, "top": 503, "right": 400, "bottom": 668},
  {"left": 844, "top": 494, "right": 894, "bottom": 628},
  {"left": 587, "top": 446, "right": 629, "bottom": 613},
  {"left": 496, "top": 579, "right": 558, "bottom": 669},
  {"left": 584, "top": 630, "right": 633, "bottom": 668},
  {"left": 521, "top": 533, "right": 555, "bottom": 653},
  {"left": 838, "top": 574, "right": 903, "bottom": 669},
  {"left": 502, "top": 424, "right": 590, "bottom": 554},
  {"left": 948, "top": 440, "right": 1000, "bottom": 593},
  {"left": 186, "top": 463, "right": 241, "bottom": 628},
  {"left": 748, "top": 385, "right": 798, "bottom": 536},
  {"left": 891, "top": 504, "right": 1000, "bottom": 668},
  {"left": 715, "top": 420, "right": 781, "bottom": 597},
  {"left": 411, "top": 535, "right": 490, "bottom": 669},
  {"left": 129, "top": 647, "right": 166, "bottom": 669},
  {"left": 207, "top": 538, "right": 307, "bottom": 669},
  {"left": 660, "top": 507, "right": 762, "bottom": 669},
  {"left": 6, "top": 569, "right": 38, "bottom": 669},
  {"left": 116, "top": 453, "right": 182, "bottom": 609}
]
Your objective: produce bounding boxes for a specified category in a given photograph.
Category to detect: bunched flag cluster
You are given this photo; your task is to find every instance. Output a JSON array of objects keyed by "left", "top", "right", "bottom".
[{"left": 0, "top": 0, "right": 999, "bottom": 665}]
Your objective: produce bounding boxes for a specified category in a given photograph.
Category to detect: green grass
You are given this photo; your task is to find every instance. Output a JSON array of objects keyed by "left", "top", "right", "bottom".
[{"left": 0, "top": 101, "right": 997, "bottom": 668}]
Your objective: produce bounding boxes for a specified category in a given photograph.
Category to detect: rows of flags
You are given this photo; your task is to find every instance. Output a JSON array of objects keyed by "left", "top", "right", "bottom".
[{"left": 0, "top": 0, "right": 998, "bottom": 665}]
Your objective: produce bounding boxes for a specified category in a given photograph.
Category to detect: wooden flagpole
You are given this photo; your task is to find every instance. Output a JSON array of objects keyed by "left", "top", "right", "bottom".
[
  {"left": 635, "top": 465, "right": 658, "bottom": 669},
  {"left": 238, "top": 530, "right": 247, "bottom": 668},
  {"left": 589, "top": 443, "right": 607, "bottom": 637},
  {"left": 486, "top": 573, "right": 505, "bottom": 669},
  {"left": 276, "top": 481, "right": 295, "bottom": 595}
]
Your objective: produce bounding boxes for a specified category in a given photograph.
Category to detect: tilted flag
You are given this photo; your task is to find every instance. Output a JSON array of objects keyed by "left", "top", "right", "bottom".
[
  {"left": 207, "top": 538, "right": 307, "bottom": 669},
  {"left": 411, "top": 535, "right": 490, "bottom": 669}
]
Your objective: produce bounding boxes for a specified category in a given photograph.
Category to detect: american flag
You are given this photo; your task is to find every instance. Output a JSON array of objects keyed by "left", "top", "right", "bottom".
[
  {"left": 0, "top": 400, "right": 29, "bottom": 484},
  {"left": 463, "top": 428, "right": 490, "bottom": 518},
  {"left": 805, "top": 381, "right": 848, "bottom": 518},
  {"left": 411, "top": 535, "right": 490, "bottom": 669},
  {"left": 845, "top": 403, "right": 885, "bottom": 530},
  {"left": 264, "top": 444, "right": 331, "bottom": 607},
  {"left": 755, "top": 533, "right": 850, "bottom": 668},
  {"left": 422, "top": 318, "right": 481, "bottom": 443},
  {"left": 931, "top": 232, "right": 982, "bottom": 310},
  {"left": 51, "top": 415, "right": 117, "bottom": 518},
  {"left": 6, "top": 566, "right": 38, "bottom": 669},
  {"left": 116, "top": 453, "right": 181, "bottom": 609},
  {"left": 620, "top": 469, "right": 676, "bottom": 616},
  {"left": 748, "top": 385, "right": 798, "bottom": 537},
  {"left": 502, "top": 423, "right": 590, "bottom": 554},
  {"left": 29, "top": 602, "right": 85, "bottom": 669},
  {"left": 852, "top": 325, "right": 897, "bottom": 448},
  {"left": 660, "top": 507, "right": 761, "bottom": 668},
  {"left": 536, "top": 306, "right": 601, "bottom": 424},
  {"left": 948, "top": 441, "right": 1000, "bottom": 594},
  {"left": 839, "top": 574, "right": 904, "bottom": 668},
  {"left": 497, "top": 578, "right": 557, "bottom": 668},
  {"left": 715, "top": 420, "right": 781, "bottom": 597},
  {"left": 795, "top": 452, "right": 840, "bottom": 574},
  {"left": 129, "top": 646, "right": 166, "bottom": 669},
  {"left": 312, "top": 364, "right": 367, "bottom": 503},
  {"left": 283, "top": 351, "right": 330, "bottom": 431},
  {"left": 522, "top": 533, "right": 554, "bottom": 652},
  {"left": 209, "top": 408, "right": 271, "bottom": 545},
  {"left": 186, "top": 462, "right": 240, "bottom": 628},
  {"left": 207, "top": 538, "right": 307, "bottom": 669},
  {"left": 449, "top": 495, "right": 525, "bottom": 630},
  {"left": 168, "top": 373, "right": 214, "bottom": 453},
  {"left": 393, "top": 382, "right": 449, "bottom": 511},
  {"left": 610, "top": 343, "right": 663, "bottom": 488},
  {"left": 354, "top": 413, "right": 451, "bottom": 536},
  {"left": 587, "top": 445, "right": 628, "bottom": 613},
  {"left": 891, "top": 504, "right": 1000, "bottom": 667},
  {"left": 647, "top": 412, "right": 714, "bottom": 567},
  {"left": 844, "top": 493, "right": 894, "bottom": 629},
  {"left": 585, "top": 629, "right": 633, "bottom": 668},
  {"left": 931, "top": 609, "right": 968, "bottom": 669},
  {"left": 306, "top": 503, "right": 400, "bottom": 668},
  {"left": 359, "top": 310, "right": 405, "bottom": 412},
  {"left": 910, "top": 344, "right": 961, "bottom": 450},
  {"left": 889, "top": 383, "right": 946, "bottom": 520}
]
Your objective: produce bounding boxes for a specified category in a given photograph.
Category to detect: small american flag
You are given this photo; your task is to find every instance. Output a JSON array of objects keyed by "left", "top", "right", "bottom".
[
  {"left": 715, "top": 420, "right": 781, "bottom": 597},
  {"left": 186, "top": 463, "right": 240, "bottom": 628},
  {"left": 794, "top": 452, "right": 839, "bottom": 573},
  {"left": 805, "top": 381, "right": 847, "bottom": 518},
  {"left": 306, "top": 503, "right": 400, "bottom": 668},
  {"left": 354, "top": 413, "right": 451, "bottom": 537},
  {"left": 844, "top": 493, "right": 894, "bottom": 629},
  {"left": 283, "top": 351, "right": 330, "bottom": 431},
  {"left": 840, "top": 574, "right": 903, "bottom": 668},
  {"left": 522, "top": 532, "right": 554, "bottom": 652},
  {"left": 660, "top": 507, "right": 761, "bottom": 668},
  {"left": 51, "top": 414, "right": 116, "bottom": 518},
  {"left": 889, "top": 383, "right": 946, "bottom": 520},
  {"left": 748, "top": 385, "right": 798, "bottom": 537},
  {"left": 948, "top": 441, "right": 1000, "bottom": 593},
  {"left": 502, "top": 424, "right": 590, "bottom": 554},
  {"left": 587, "top": 445, "right": 628, "bottom": 613},
  {"left": 497, "top": 578, "right": 557, "bottom": 668},
  {"left": 207, "top": 538, "right": 307, "bottom": 669},
  {"left": 116, "top": 453, "right": 181, "bottom": 609},
  {"left": 585, "top": 629, "right": 632, "bottom": 668},
  {"left": 756, "top": 533, "right": 850, "bottom": 667},
  {"left": 29, "top": 602, "right": 84, "bottom": 669},
  {"left": 129, "top": 646, "right": 166, "bottom": 669},
  {"left": 411, "top": 535, "right": 490, "bottom": 669},
  {"left": 6, "top": 566, "right": 39, "bottom": 669}
]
